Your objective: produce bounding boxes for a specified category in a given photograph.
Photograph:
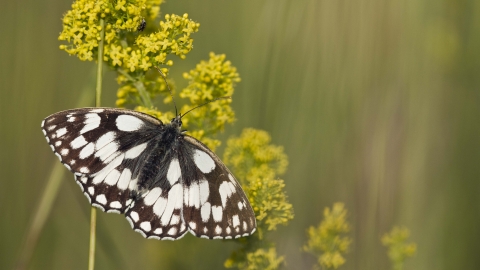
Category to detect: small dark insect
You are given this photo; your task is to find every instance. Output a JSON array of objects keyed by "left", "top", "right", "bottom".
[{"left": 137, "top": 18, "right": 146, "bottom": 32}]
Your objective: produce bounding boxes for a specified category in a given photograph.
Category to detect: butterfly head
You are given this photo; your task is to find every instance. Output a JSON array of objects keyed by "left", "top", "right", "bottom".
[{"left": 170, "top": 115, "right": 183, "bottom": 129}]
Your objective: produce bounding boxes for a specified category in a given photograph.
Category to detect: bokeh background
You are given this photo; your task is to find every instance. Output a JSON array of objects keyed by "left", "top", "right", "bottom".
[{"left": 2, "top": 0, "right": 480, "bottom": 269}]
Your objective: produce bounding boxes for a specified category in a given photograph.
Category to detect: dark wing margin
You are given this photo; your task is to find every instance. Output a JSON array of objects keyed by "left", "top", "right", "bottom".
[
  {"left": 41, "top": 108, "right": 162, "bottom": 213},
  {"left": 181, "top": 135, "right": 257, "bottom": 239}
]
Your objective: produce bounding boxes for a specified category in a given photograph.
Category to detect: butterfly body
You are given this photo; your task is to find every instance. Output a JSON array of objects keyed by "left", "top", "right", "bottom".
[{"left": 42, "top": 108, "right": 256, "bottom": 240}]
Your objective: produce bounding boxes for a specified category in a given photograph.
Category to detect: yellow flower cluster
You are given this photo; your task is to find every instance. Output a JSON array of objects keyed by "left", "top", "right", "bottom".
[
  {"left": 134, "top": 14, "right": 199, "bottom": 69},
  {"left": 178, "top": 52, "right": 240, "bottom": 149},
  {"left": 223, "top": 128, "right": 288, "bottom": 181},
  {"left": 224, "top": 128, "right": 292, "bottom": 269},
  {"left": 105, "top": 13, "right": 198, "bottom": 72},
  {"left": 303, "top": 203, "right": 352, "bottom": 269},
  {"left": 381, "top": 226, "right": 416, "bottom": 270},
  {"left": 59, "top": 0, "right": 198, "bottom": 73},
  {"left": 59, "top": 0, "right": 163, "bottom": 61},
  {"left": 225, "top": 248, "right": 284, "bottom": 270}
]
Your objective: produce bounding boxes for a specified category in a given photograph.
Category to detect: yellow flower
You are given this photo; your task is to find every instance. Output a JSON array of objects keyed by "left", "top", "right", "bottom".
[
  {"left": 304, "top": 203, "right": 352, "bottom": 269},
  {"left": 382, "top": 226, "right": 417, "bottom": 270}
]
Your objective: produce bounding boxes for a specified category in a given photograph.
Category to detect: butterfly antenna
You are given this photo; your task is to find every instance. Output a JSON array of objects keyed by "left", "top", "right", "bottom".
[
  {"left": 154, "top": 66, "right": 178, "bottom": 116},
  {"left": 181, "top": 96, "right": 231, "bottom": 118}
]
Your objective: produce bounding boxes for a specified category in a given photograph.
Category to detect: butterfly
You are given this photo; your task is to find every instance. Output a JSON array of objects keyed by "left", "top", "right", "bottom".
[{"left": 41, "top": 108, "right": 256, "bottom": 240}]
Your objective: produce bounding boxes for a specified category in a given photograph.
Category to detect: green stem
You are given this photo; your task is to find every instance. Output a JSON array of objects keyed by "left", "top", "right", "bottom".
[
  {"left": 95, "top": 19, "right": 105, "bottom": 107},
  {"left": 15, "top": 163, "right": 65, "bottom": 270},
  {"left": 89, "top": 17, "right": 105, "bottom": 270},
  {"left": 117, "top": 68, "right": 153, "bottom": 108}
]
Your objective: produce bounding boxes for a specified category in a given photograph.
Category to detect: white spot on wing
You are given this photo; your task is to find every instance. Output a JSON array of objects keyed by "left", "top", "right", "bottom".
[
  {"left": 212, "top": 206, "right": 223, "bottom": 222},
  {"left": 116, "top": 115, "right": 144, "bottom": 132},
  {"left": 144, "top": 187, "right": 162, "bottom": 206},
  {"left": 128, "top": 177, "right": 138, "bottom": 191},
  {"left": 167, "top": 227, "right": 177, "bottom": 236},
  {"left": 125, "top": 143, "right": 148, "bottom": 159},
  {"left": 215, "top": 225, "right": 222, "bottom": 235},
  {"left": 154, "top": 228, "right": 163, "bottom": 234},
  {"left": 199, "top": 179, "right": 209, "bottom": 205},
  {"left": 104, "top": 169, "right": 121, "bottom": 186},
  {"left": 47, "top": 125, "right": 56, "bottom": 131},
  {"left": 238, "top": 201, "right": 244, "bottom": 210},
  {"left": 189, "top": 222, "right": 197, "bottom": 230},
  {"left": 160, "top": 185, "right": 182, "bottom": 224},
  {"left": 56, "top": 127, "right": 67, "bottom": 138},
  {"left": 170, "top": 215, "right": 180, "bottom": 225},
  {"left": 117, "top": 169, "right": 132, "bottom": 190},
  {"left": 79, "top": 142, "right": 95, "bottom": 159},
  {"left": 153, "top": 196, "right": 167, "bottom": 217},
  {"left": 130, "top": 211, "right": 139, "bottom": 222},
  {"left": 110, "top": 201, "right": 122, "bottom": 208},
  {"left": 95, "top": 131, "right": 116, "bottom": 150},
  {"left": 94, "top": 141, "right": 119, "bottom": 161},
  {"left": 186, "top": 182, "right": 200, "bottom": 208},
  {"left": 219, "top": 181, "right": 234, "bottom": 208},
  {"left": 88, "top": 187, "right": 94, "bottom": 195},
  {"left": 92, "top": 153, "right": 124, "bottom": 184},
  {"left": 80, "top": 113, "right": 101, "bottom": 134},
  {"left": 71, "top": 135, "right": 88, "bottom": 149},
  {"left": 193, "top": 150, "right": 215, "bottom": 173},
  {"left": 140, "top": 221, "right": 151, "bottom": 232},
  {"left": 232, "top": 215, "right": 240, "bottom": 228},
  {"left": 79, "top": 167, "right": 89, "bottom": 174},
  {"left": 90, "top": 109, "right": 104, "bottom": 113},
  {"left": 60, "top": 148, "right": 69, "bottom": 156},
  {"left": 167, "top": 159, "right": 181, "bottom": 185},
  {"left": 201, "top": 202, "right": 211, "bottom": 222},
  {"left": 55, "top": 141, "right": 62, "bottom": 147},
  {"left": 96, "top": 194, "right": 107, "bottom": 205}
]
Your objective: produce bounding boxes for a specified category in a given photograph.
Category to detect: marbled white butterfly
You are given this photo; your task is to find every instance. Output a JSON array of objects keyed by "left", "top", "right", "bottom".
[{"left": 41, "top": 107, "right": 256, "bottom": 240}]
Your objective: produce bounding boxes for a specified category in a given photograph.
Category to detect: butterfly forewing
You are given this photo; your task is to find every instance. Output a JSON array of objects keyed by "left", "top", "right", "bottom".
[{"left": 42, "top": 108, "right": 257, "bottom": 240}]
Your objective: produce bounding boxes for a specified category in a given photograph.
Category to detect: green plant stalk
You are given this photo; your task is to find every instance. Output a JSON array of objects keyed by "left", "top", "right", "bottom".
[
  {"left": 89, "top": 18, "right": 105, "bottom": 270},
  {"left": 15, "top": 163, "right": 65, "bottom": 270},
  {"left": 117, "top": 68, "right": 153, "bottom": 108}
]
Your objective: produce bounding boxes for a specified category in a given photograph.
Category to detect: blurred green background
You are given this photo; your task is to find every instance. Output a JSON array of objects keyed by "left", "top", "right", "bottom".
[{"left": 2, "top": 0, "right": 480, "bottom": 269}]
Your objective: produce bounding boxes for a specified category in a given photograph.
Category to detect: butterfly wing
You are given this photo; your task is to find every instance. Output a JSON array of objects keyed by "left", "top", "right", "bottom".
[
  {"left": 42, "top": 108, "right": 162, "bottom": 213},
  {"left": 181, "top": 136, "right": 257, "bottom": 239}
]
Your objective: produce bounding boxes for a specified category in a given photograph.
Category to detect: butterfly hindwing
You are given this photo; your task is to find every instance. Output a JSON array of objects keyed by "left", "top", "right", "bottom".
[{"left": 125, "top": 183, "right": 189, "bottom": 240}]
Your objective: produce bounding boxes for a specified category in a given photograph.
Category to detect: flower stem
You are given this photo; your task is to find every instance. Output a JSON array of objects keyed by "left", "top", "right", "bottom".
[
  {"left": 89, "top": 17, "right": 105, "bottom": 270},
  {"left": 117, "top": 68, "right": 153, "bottom": 108},
  {"left": 95, "top": 19, "right": 105, "bottom": 108}
]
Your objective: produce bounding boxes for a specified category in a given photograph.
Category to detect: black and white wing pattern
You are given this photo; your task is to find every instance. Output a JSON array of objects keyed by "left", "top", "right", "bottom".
[{"left": 41, "top": 108, "right": 256, "bottom": 240}]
